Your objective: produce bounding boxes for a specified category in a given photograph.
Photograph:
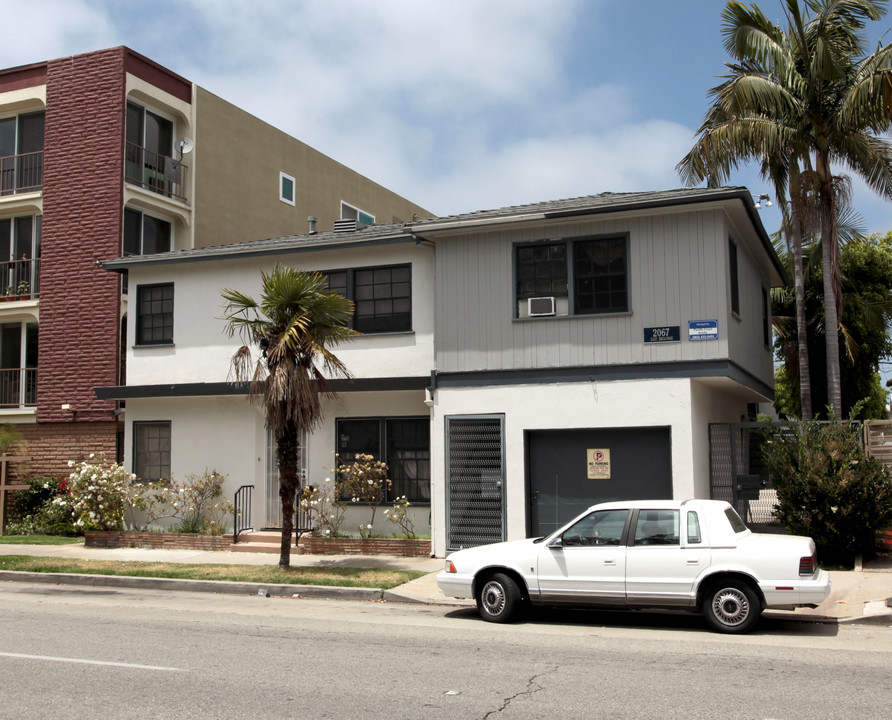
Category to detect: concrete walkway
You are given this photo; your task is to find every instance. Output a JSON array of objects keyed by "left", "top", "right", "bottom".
[{"left": 1, "top": 542, "right": 890, "bottom": 623}]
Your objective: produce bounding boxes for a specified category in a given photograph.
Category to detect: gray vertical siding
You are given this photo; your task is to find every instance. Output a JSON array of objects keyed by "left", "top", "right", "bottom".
[{"left": 434, "top": 207, "right": 775, "bottom": 388}]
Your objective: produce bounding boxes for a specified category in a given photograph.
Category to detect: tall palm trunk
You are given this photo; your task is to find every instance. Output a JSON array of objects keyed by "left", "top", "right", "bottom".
[
  {"left": 818, "top": 152, "right": 843, "bottom": 415},
  {"left": 788, "top": 165, "right": 812, "bottom": 419},
  {"left": 276, "top": 419, "right": 300, "bottom": 569}
]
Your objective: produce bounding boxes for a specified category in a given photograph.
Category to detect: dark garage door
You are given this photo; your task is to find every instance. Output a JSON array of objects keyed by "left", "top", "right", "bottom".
[{"left": 527, "top": 426, "right": 672, "bottom": 537}]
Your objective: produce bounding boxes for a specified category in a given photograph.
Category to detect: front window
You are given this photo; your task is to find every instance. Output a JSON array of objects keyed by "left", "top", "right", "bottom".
[
  {"left": 124, "top": 208, "right": 172, "bottom": 256},
  {"left": 561, "top": 509, "right": 628, "bottom": 546},
  {"left": 136, "top": 283, "right": 174, "bottom": 346},
  {"left": 336, "top": 417, "right": 430, "bottom": 502},
  {"left": 0, "top": 111, "right": 44, "bottom": 194},
  {"left": 280, "top": 172, "right": 295, "bottom": 205},
  {"left": 320, "top": 264, "right": 412, "bottom": 334},
  {"left": 133, "top": 421, "right": 171, "bottom": 481},
  {"left": 516, "top": 235, "right": 629, "bottom": 318},
  {"left": 0, "top": 214, "right": 40, "bottom": 298},
  {"left": 0, "top": 322, "right": 37, "bottom": 407}
]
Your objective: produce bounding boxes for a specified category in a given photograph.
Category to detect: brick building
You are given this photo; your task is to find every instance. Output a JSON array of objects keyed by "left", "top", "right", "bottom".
[{"left": 0, "top": 47, "right": 430, "bottom": 479}]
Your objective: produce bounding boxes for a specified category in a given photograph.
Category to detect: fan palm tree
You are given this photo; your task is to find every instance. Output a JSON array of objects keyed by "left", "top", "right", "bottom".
[
  {"left": 222, "top": 265, "right": 357, "bottom": 569},
  {"left": 677, "top": 0, "right": 892, "bottom": 416}
]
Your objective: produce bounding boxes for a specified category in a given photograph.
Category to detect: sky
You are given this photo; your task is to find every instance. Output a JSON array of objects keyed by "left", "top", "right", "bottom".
[{"left": 4, "top": 0, "right": 892, "bottom": 239}]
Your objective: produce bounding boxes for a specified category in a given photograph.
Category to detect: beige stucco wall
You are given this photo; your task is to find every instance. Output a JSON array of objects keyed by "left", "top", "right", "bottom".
[{"left": 191, "top": 87, "right": 432, "bottom": 248}]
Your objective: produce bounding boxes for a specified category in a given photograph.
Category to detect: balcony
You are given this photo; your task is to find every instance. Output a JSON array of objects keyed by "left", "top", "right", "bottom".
[
  {"left": 125, "top": 142, "right": 188, "bottom": 202},
  {"left": 0, "top": 257, "right": 39, "bottom": 301},
  {"left": 0, "top": 151, "right": 43, "bottom": 195},
  {"left": 0, "top": 367, "right": 36, "bottom": 408}
]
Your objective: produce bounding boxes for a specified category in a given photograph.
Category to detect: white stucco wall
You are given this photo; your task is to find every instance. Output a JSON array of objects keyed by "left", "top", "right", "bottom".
[
  {"left": 125, "top": 241, "right": 435, "bottom": 386},
  {"left": 429, "top": 377, "right": 716, "bottom": 557}
]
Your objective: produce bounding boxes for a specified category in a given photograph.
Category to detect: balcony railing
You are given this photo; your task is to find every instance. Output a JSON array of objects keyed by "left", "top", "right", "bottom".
[
  {"left": 0, "top": 257, "right": 39, "bottom": 301},
  {"left": 125, "top": 142, "right": 188, "bottom": 202},
  {"left": 0, "top": 368, "right": 36, "bottom": 408},
  {"left": 0, "top": 151, "right": 43, "bottom": 195}
]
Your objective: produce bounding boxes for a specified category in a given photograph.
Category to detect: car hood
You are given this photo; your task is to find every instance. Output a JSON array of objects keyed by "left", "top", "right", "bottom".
[{"left": 448, "top": 537, "right": 543, "bottom": 563}]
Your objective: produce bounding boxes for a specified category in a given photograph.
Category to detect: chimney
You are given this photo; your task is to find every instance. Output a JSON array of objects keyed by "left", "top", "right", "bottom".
[{"left": 308, "top": 216, "right": 318, "bottom": 234}]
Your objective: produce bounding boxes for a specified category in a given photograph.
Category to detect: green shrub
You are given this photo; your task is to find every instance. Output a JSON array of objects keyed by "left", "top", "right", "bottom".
[
  {"left": 762, "top": 413, "right": 892, "bottom": 562},
  {"left": 13, "top": 476, "right": 69, "bottom": 519}
]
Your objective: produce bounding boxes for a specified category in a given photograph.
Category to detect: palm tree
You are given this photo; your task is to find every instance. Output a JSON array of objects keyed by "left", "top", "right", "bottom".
[
  {"left": 222, "top": 265, "right": 357, "bottom": 569},
  {"left": 678, "top": 0, "right": 892, "bottom": 416}
]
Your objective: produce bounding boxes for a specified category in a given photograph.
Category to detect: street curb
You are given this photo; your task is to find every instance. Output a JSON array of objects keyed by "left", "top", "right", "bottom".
[{"left": 0, "top": 570, "right": 384, "bottom": 602}]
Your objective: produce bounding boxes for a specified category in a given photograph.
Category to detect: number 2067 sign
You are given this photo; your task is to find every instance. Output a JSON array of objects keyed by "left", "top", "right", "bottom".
[{"left": 643, "top": 326, "right": 680, "bottom": 343}]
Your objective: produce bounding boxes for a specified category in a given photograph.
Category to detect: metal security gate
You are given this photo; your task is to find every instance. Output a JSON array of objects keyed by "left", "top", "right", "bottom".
[
  {"left": 265, "top": 428, "right": 308, "bottom": 529},
  {"left": 446, "top": 415, "right": 505, "bottom": 550},
  {"left": 709, "top": 422, "right": 783, "bottom": 533}
]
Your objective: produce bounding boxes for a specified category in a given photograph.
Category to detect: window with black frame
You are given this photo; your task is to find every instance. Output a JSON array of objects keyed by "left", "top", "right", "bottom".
[
  {"left": 336, "top": 417, "right": 430, "bottom": 503},
  {"left": 319, "top": 264, "right": 411, "bottom": 333},
  {"left": 136, "top": 283, "right": 174, "bottom": 345},
  {"left": 133, "top": 421, "right": 171, "bottom": 481}
]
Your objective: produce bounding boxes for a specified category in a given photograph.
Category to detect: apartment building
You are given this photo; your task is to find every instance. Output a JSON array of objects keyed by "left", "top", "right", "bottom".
[{"left": 0, "top": 46, "right": 430, "bottom": 478}]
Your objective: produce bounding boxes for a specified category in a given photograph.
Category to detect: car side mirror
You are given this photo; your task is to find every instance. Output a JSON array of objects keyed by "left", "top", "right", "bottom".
[{"left": 547, "top": 536, "right": 563, "bottom": 549}]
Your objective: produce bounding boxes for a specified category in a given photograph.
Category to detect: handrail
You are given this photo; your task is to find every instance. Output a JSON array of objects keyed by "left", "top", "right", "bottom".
[
  {"left": 124, "top": 142, "right": 188, "bottom": 201},
  {"left": 233, "top": 484, "right": 254, "bottom": 543},
  {"left": 0, "top": 151, "right": 43, "bottom": 194}
]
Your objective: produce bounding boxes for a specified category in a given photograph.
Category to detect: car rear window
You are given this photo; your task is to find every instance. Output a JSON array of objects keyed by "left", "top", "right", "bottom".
[{"left": 724, "top": 507, "right": 749, "bottom": 534}]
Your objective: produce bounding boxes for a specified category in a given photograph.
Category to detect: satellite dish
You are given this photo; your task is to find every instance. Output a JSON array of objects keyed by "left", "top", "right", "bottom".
[{"left": 175, "top": 137, "right": 194, "bottom": 156}]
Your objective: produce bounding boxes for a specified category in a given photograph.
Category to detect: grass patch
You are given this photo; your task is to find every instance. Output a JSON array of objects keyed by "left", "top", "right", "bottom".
[
  {"left": 0, "top": 535, "right": 83, "bottom": 546},
  {"left": 0, "top": 555, "right": 424, "bottom": 589}
]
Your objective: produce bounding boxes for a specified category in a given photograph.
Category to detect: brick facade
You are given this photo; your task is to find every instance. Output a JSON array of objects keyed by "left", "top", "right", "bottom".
[
  {"left": 10, "top": 421, "right": 119, "bottom": 481},
  {"left": 39, "top": 48, "right": 125, "bottom": 424}
]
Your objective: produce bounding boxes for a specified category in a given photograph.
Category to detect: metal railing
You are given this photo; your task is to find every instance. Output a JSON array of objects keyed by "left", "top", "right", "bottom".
[
  {"left": 0, "top": 368, "right": 36, "bottom": 408},
  {"left": 0, "top": 257, "right": 39, "bottom": 300},
  {"left": 233, "top": 484, "right": 254, "bottom": 543},
  {"left": 0, "top": 151, "right": 43, "bottom": 194},
  {"left": 124, "top": 142, "right": 188, "bottom": 201}
]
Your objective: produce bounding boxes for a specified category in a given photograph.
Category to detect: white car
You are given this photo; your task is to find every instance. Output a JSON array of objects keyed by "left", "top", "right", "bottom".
[{"left": 438, "top": 499, "right": 831, "bottom": 633}]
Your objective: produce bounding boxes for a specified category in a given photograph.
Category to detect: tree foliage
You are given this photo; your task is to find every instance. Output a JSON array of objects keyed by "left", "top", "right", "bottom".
[
  {"left": 762, "top": 413, "right": 892, "bottom": 561},
  {"left": 772, "top": 231, "right": 892, "bottom": 418},
  {"left": 222, "top": 265, "right": 356, "bottom": 568}
]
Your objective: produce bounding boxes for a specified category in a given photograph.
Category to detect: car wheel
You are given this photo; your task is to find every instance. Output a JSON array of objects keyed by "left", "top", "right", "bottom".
[
  {"left": 476, "top": 573, "right": 521, "bottom": 623},
  {"left": 703, "top": 579, "right": 761, "bottom": 634}
]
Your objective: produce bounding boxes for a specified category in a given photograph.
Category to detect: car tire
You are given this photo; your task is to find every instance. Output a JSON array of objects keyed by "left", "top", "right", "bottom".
[
  {"left": 703, "top": 579, "right": 761, "bottom": 634},
  {"left": 476, "top": 573, "right": 521, "bottom": 623}
]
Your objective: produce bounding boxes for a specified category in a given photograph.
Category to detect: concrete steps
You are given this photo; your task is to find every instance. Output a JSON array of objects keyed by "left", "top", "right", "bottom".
[{"left": 230, "top": 530, "right": 288, "bottom": 554}]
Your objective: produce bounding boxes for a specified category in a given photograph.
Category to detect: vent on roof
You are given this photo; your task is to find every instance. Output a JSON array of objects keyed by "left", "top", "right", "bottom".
[{"left": 333, "top": 219, "right": 367, "bottom": 233}]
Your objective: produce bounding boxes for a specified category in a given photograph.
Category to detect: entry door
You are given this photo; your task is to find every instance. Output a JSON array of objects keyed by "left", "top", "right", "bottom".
[
  {"left": 528, "top": 427, "right": 672, "bottom": 537},
  {"left": 265, "top": 428, "right": 307, "bottom": 529},
  {"left": 446, "top": 415, "right": 505, "bottom": 550}
]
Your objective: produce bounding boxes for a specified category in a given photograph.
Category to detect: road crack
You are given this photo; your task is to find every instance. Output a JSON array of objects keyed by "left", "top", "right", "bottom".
[{"left": 482, "top": 665, "right": 559, "bottom": 718}]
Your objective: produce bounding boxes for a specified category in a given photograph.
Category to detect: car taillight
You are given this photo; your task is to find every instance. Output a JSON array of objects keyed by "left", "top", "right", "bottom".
[
  {"left": 799, "top": 552, "right": 817, "bottom": 576},
  {"left": 445, "top": 560, "right": 456, "bottom": 573}
]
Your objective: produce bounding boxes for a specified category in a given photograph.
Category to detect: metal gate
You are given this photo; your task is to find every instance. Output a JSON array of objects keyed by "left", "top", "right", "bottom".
[
  {"left": 446, "top": 415, "right": 505, "bottom": 550},
  {"left": 709, "top": 422, "right": 784, "bottom": 533},
  {"left": 265, "top": 428, "right": 308, "bottom": 529}
]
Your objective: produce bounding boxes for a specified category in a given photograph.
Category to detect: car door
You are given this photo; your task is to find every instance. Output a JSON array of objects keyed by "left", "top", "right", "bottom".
[
  {"left": 624, "top": 508, "right": 710, "bottom": 607},
  {"left": 536, "top": 508, "right": 630, "bottom": 604}
]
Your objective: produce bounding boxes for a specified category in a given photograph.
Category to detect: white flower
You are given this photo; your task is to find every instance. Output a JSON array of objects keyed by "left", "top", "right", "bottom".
[
  {"left": 367, "top": 524, "right": 372, "bottom": 529},
  {"left": 67, "top": 460, "right": 75, "bottom": 468}
]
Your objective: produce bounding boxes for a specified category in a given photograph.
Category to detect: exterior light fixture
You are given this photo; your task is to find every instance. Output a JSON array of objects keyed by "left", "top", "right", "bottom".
[{"left": 753, "top": 193, "right": 773, "bottom": 209}]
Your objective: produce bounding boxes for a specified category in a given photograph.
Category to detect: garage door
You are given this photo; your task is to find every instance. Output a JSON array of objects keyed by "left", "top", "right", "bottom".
[{"left": 527, "top": 426, "right": 672, "bottom": 537}]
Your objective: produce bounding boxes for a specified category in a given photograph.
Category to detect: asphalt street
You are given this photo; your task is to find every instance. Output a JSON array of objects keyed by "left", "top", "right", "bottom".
[{"left": 1, "top": 581, "right": 891, "bottom": 720}]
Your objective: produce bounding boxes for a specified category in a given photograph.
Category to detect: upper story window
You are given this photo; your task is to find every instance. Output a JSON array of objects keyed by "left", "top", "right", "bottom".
[
  {"left": 341, "top": 201, "right": 375, "bottom": 226},
  {"left": 320, "top": 264, "right": 411, "bottom": 334},
  {"left": 0, "top": 214, "right": 40, "bottom": 299},
  {"left": 729, "top": 238, "right": 740, "bottom": 317},
  {"left": 125, "top": 102, "right": 186, "bottom": 201},
  {"left": 124, "top": 208, "right": 171, "bottom": 256},
  {"left": 279, "top": 172, "right": 295, "bottom": 205},
  {"left": 0, "top": 321, "right": 37, "bottom": 408},
  {"left": 516, "top": 235, "right": 629, "bottom": 318},
  {"left": 0, "top": 111, "right": 44, "bottom": 194},
  {"left": 135, "top": 283, "right": 174, "bottom": 346}
]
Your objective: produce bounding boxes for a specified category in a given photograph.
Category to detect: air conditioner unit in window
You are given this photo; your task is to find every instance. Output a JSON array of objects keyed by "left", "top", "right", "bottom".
[{"left": 528, "top": 296, "right": 556, "bottom": 317}]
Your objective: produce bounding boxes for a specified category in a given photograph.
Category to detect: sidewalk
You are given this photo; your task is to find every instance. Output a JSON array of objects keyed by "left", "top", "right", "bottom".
[{"left": 1, "top": 542, "right": 890, "bottom": 623}]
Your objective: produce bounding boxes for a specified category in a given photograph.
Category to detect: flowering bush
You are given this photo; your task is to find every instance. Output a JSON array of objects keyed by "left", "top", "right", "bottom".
[
  {"left": 169, "top": 471, "right": 234, "bottom": 535},
  {"left": 56, "top": 454, "right": 133, "bottom": 531},
  {"left": 300, "top": 477, "right": 347, "bottom": 537},
  {"left": 383, "top": 495, "right": 415, "bottom": 538},
  {"left": 337, "top": 453, "right": 390, "bottom": 538},
  {"left": 6, "top": 476, "right": 75, "bottom": 536}
]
